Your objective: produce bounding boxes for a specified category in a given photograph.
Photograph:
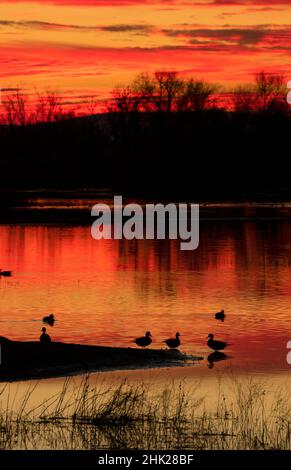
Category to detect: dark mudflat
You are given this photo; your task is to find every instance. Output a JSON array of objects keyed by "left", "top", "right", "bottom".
[{"left": 0, "top": 337, "right": 202, "bottom": 382}]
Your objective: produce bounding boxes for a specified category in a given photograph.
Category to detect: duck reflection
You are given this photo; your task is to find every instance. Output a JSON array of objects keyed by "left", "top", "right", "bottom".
[
  {"left": 43, "top": 314, "right": 56, "bottom": 326},
  {"left": 207, "top": 351, "right": 231, "bottom": 369}
]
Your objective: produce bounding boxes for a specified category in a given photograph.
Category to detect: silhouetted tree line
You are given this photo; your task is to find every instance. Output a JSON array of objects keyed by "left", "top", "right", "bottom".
[
  {"left": 1, "top": 91, "right": 74, "bottom": 126},
  {"left": 109, "top": 71, "right": 289, "bottom": 114},
  {"left": 1, "top": 71, "right": 289, "bottom": 125},
  {"left": 0, "top": 71, "right": 290, "bottom": 200}
]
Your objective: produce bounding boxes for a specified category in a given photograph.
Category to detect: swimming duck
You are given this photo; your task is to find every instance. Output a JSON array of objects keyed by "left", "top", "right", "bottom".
[
  {"left": 164, "top": 332, "right": 181, "bottom": 349},
  {"left": 207, "top": 334, "right": 229, "bottom": 351},
  {"left": 134, "top": 331, "right": 152, "bottom": 348},
  {"left": 43, "top": 314, "right": 55, "bottom": 326},
  {"left": 215, "top": 310, "right": 225, "bottom": 321},
  {"left": 40, "top": 327, "right": 51, "bottom": 344},
  {"left": 0, "top": 269, "right": 12, "bottom": 277}
]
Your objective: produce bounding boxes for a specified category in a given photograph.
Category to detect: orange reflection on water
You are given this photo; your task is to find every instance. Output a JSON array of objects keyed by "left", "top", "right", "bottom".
[{"left": 0, "top": 220, "right": 291, "bottom": 373}]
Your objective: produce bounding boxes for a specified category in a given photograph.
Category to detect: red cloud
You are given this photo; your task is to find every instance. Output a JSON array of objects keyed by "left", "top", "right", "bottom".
[
  {"left": 1, "top": 41, "right": 289, "bottom": 78},
  {"left": 213, "top": 0, "right": 291, "bottom": 4}
]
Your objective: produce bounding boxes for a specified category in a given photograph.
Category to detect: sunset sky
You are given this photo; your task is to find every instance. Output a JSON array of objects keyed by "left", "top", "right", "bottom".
[{"left": 1, "top": 0, "right": 291, "bottom": 111}]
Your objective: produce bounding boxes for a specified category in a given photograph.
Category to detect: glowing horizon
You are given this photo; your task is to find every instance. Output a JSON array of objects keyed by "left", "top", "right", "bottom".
[{"left": 0, "top": 0, "right": 290, "bottom": 112}]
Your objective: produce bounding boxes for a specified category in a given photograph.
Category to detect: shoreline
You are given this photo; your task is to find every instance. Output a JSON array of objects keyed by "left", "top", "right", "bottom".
[
  {"left": 1, "top": 202, "right": 291, "bottom": 225},
  {"left": 0, "top": 337, "right": 203, "bottom": 382}
]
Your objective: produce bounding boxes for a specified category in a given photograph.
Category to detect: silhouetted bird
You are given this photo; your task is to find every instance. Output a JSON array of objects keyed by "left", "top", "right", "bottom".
[
  {"left": 164, "top": 332, "right": 181, "bottom": 349},
  {"left": 207, "top": 334, "right": 229, "bottom": 351},
  {"left": 0, "top": 269, "right": 12, "bottom": 277},
  {"left": 134, "top": 331, "right": 152, "bottom": 348},
  {"left": 215, "top": 310, "right": 225, "bottom": 321},
  {"left": 43, "top": 314, "right": 55, "bottom": 326},
  {"left": 40, "top": 327, "right": 51, "bottom": 344}
]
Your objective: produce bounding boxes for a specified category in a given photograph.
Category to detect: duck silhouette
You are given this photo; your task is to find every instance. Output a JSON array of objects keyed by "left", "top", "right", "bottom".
[
  {"left": 207, "top": 333, "right": 230, "bottom": 351},
  {"left": 43, "top": 314, "right": 55, "bottom": 326},
  {"left": 0, "top": 269, "right": 12, "bottom": 277},
  {"left": 164, "top": 332, "right": 181, "bottom": 349},
  {"left": 215, "top": 310, "right": 225, "bottom": 322},
  {"left": 134, "top": 331, "right": 152, "bottom": 348},
  {"left": 40, "top": 327, "right": 51, "bottom": 344}
]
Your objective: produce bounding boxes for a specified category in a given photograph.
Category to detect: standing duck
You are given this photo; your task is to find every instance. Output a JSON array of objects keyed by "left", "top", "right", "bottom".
[
  {"left": 207, "top": 334, "right": 229, "bottom": 351},
  {"left": 40, "top": 327, "right": 51, "bottom": 344},
  {"left": 215, "top": 310, "right": 225, "bottom": 321},
  {"left": 164, "top": 332, "right": 181, "bottom": 349},
  {"left": 134, "top": 331, "right": 152, "bottom": 348},
  {"left": 43, "top": 314, "right": 55, "bottom": 326}
]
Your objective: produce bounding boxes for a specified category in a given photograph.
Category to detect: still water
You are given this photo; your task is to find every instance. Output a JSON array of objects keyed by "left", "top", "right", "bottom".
[{"left": 1, "top": 215, "right": 291, "bottom": 377}]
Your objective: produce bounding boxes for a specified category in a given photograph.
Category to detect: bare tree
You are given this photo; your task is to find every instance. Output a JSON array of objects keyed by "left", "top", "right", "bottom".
[
  {"left": 2, "top": 90, "right": 28, "bottom": 125},
  {"left": 255, "top": 72, "right": 287, "bottom": 112},
  {"left": 107, "top": 72, "right": 219, "bottom": 113},
  {"left": 114, "top": 72, "right": 183, "bottom": 112},
  {"left": 232, "top": 85, "right": 258, "bottom": 113},
  {"left": 178, "top": 79, "right": 217, "bottom": 112},
  {"left": 86, "top": 97, "right": 100, "bottom": 116},
  {"left": 131, "top": 73, "right": 156, "bottom": 111},
  {"left": 108, "top": 86, "right": 141, "bottom": 113},
  {"left": 2, "top": 90, "right": 68, "bottom": 125},
  {"left": 152, "top": 71, "right": 184, "bottom": 112},
  {"left": 34, "top": 91, "right": 64, "bottom": 123}
]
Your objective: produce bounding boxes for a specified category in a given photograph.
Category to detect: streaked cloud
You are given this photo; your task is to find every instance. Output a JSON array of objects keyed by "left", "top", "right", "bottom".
[
  {"left": 0, "top": 20, "right": 153, "bottom": 34},
  {"left": 162, "top": 25, "right": 291, "bottom": 49}
]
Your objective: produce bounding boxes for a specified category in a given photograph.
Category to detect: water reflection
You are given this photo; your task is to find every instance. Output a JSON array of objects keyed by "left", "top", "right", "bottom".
[
  {"left": 43, "top": 313, "right": 56, "bottom": 326},
  {"left": 207, "top": 351, "right": 231, "bottom": 369},
  {"left": 0, "top": 218, "right": 290, "bottom": 373}
]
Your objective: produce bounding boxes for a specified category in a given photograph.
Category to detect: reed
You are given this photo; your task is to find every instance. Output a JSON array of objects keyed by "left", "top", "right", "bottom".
[{"left": 0, "top": 375, "right": 290, "bottom": 450}]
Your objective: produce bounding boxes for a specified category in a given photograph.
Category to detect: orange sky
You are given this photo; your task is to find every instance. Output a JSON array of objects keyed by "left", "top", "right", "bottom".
[{"left": 0, "top": 0, "right": 291, "bottom": 111}]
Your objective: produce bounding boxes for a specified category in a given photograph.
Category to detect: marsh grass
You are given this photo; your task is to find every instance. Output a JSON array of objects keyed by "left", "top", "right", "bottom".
[{"left": 0, "top": 375, "right": 290, "bottom": 450}]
